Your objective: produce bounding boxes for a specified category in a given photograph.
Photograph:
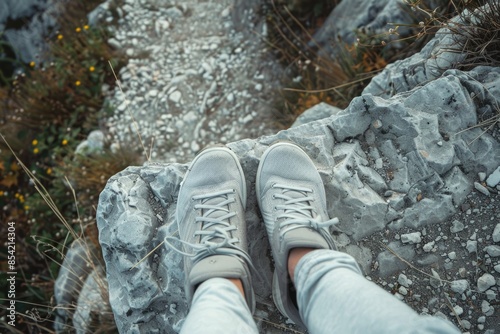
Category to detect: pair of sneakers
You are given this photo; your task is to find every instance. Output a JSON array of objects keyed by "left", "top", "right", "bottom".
[{"left": 167, "top": 142, "right": 338, "bottom": 328}]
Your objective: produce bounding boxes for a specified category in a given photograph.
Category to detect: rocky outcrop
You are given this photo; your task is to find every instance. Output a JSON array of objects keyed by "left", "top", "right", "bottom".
[
  {"left": 53, "top": 239, "right": 113, "bottom": 333},
  {"left": 96, "top": 59, "right": 500, "bottom": 331},
  {"left": 0, "top": 0, "right": 55, "bottom": 66},
  {"left": 311, "top": 0, "right": 444, "bottom": 57}
]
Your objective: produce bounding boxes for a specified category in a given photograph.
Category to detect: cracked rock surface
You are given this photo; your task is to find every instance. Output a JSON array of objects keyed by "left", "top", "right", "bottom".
[{"left": 97, "top": 61, "right": 500, "bottom": 332}]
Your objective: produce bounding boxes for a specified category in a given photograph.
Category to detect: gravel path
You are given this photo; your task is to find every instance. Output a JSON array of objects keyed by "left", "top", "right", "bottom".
[{"left": 103, "top": 0, "right": 283, "bottom": 163}]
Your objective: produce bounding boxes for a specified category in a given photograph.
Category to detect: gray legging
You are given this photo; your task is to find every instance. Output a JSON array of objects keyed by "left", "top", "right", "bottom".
[{"left": 181, "top": 250, "right": 460, "bottom": 334}]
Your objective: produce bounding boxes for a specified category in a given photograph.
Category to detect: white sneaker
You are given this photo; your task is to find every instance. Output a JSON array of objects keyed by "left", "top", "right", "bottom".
[
  {"left": 166, "top": 147, "right": 255, "bottom": 311},
  {"left": 256, "top": 142, "right": 337, "bottom": 328}
]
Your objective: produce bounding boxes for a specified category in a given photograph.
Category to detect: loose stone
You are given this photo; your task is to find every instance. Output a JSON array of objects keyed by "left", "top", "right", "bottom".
[
  {"left": 450, "top": 220, "right": 464, "bottom": 233},
  {"left": 484, "top": 245, "right": 500, "bottom": 257},
  {"left": 450, "top": 279, "right": 469, "bottom": 294},
  {"left": 486, "top": 166, "right": 500, "bottom": 187},
  {"left": 474, "top": 182, "right": 490, "bottom": 196},
  {"left": 466, "top": 240, "right": 477, "bottom": 254},
  {"left": 492, "top": 223, "right": 500, "bottom": 242},
  {"left": 477, "top": 273, "right": 496, "bottom": 292},
  {"left": 401, "top": 232, "right": 421, "bottom": 244}
]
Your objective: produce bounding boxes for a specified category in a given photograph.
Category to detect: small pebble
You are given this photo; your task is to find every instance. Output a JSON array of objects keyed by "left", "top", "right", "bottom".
[
  {"left": 169, "top": 90, "right": 182, "bottom": 103},
  {"left": 461, "top": 319, "right": 471, "bottom": 330},
  {"left": 401, "top": 232, "right": 421, "bottom": 244},
  {"left": 474, "top": 182, "right": 490, "bottom": 196},
  {"left": 486, "top": 166, "right": 500, "bottom": 187},
  {"left": 492, "top": 223, "right": 500, "bottom": 242},
  {"left": 450, "top": 279, "right": 469, "bottom": 294},
  {"left": 450, "top": 220, "right": 464, "bottom": 233},
  {"left": 477, "top": 273, "right": 496, "bottom": 292},
  {"left": 450, "top": 305, "right": 463, "bottom": 316},
  {"left": 485, "top": 289, "right": 497, "bottom": 300},
  {"left": 466, "top": 240, "right": 477, "bottom": 253},
  {"left": 398, "top": 273, "right": 410, "bottom": 287},
  {"left": 484, "top": 245, "right": 500, "bottom": 257},
  {"left": 423, "top": 241, "right": 435, "bottom": 252}
]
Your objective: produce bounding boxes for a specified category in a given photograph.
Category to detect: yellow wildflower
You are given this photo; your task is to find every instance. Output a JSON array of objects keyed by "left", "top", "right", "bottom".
[
  {"left": 0, "top": 191, "right": 4, "bottom": 196},
  {"left": 46, "top": 168, "right": 52, "bottom": 175},
  {"left": 75, "top": 81, "right": 81, "bottom": 86},
  {"left": 24, "top": 205, "right": 30, "bottom": 211},
  {"left": 89, "top": 66, "right": 95, "bottom": 72},
  {"left": 32, "top": 139, "right": 38, "bottom": 146},
  {"left": 57, "top": 34, "right": 63, "bottom": 40},
  {"left": 76, "top": 27, "right": 82, "bottom": 33},
  {"left": 84, "top": 25, "right": 89, "bottom": 30},
  {"left": 33, "top": 148, "right": 39, "bottom": 154},
  {"left": 62, "top": 139, "right": 68, "bottom": 146},
  {"left": 29, "top": 61, "right": 36, "bottom": 67},
  {"left": 15, "top": 193, "right": 20, "bottom": 198}
]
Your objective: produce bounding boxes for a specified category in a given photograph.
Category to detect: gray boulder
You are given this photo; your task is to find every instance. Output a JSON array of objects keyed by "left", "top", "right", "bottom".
[
  {"left": 1, "top": 0, "right": 57, "bottom": 64},
  {"left": 97, "top": 62, "right": 500, "bottom": 331},
  {"left": 53, "top": 239, "right": 111, "bottom": 333},
  {"left": 292, "top": 102, "right": 342, "bottom": 127}
]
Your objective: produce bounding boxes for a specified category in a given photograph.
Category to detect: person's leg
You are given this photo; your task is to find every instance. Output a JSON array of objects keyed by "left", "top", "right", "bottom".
[
  {"left": 292, "top": 249, "right": 460, "bottom": 334},
  {"left": 181, "top": 278, "right": 258, "bottom": 334},
  {"left": 165, "top": 147, "right": 257, "bottom": 332},
  {"left": 256, "top": 142, "right": 339, "bottom": 328}
]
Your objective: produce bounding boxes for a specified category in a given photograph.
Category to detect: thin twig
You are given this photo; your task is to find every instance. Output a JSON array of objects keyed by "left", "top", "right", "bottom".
[
  {"left": 379, "top": 242, "right": 452, "bottom": 284},
  {"left": 108, "top": 60, "right": 150, "bottom": 161},
  {"left": 129, "top": 241, "right": 165, "bottom": 271},
  {"left": 283, "top": 75, "right": 374, "bottom": 94}
]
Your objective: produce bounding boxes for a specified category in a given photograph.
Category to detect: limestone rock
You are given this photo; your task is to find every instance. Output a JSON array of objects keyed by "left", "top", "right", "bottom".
[
  {"left": 493, "top": 223, "right": 500, "bottom": 243},
  {"left": 363, "top": 20, "right": 466, "bottom": 98},
  {"left": 292, "top": 102, "right": 342, "bottom": 128},
  {"left": 53, "top": 239, "right": 104, "bottom": 332},
  {"left": 75, "top": 130, "right": 105, "bottom": 156},
  {"left": 96, "top": 43, "right": 500, "bottom": 334},
  {"left": 484, "top": 245, "right": 500, "bottom": 257},
  {"left": 486, "top": 166, "right": 500, "bottom": 187},
  {"left": 345, "top": 244, "right": 372, "bottom": 274},
  {"left": 477, "top": 273, "right": 496, "bottom": 292},
  {"left": 376, "top": 242, "right": 415, "bottom": 277},
  {"left": 443, "top": 167, "right": 472, "bottom": 206},
  {"left": 311, "top": 0, "right": 439, "bottom": 58},
  {"left": 450, "top": 279, "right": 469, "bottom": 295},
  {"left": 401, "top": 232, "right": 422, "bottom": 245}
]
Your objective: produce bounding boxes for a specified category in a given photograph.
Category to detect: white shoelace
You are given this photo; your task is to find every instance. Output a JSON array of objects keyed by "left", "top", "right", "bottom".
[
  {"left": 272, "top": 183, "right": 339, "bottom": 249},
  {"left": 165, "top": 189, "right": 253, "bottom": 265}
]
